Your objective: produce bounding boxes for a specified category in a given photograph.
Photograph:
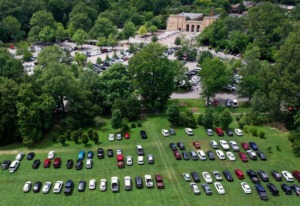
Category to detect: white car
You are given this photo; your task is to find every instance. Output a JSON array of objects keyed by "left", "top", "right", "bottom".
[
  {"left": 111, "top": 177, "right": 119, "bottom": 192},
  {"left": 124, "top": 176, "right": 132, "bottom": 191},
  {"left": 99, "top": 179, "right": 107, "bottom": 191},
  {"left": 23, "top": 181, "right": 32, "bottom": 193},
  {"left": 16, "top": 152, "right": 25, "bottom": 161},
  {"left": 53, "top": 181, "right": 63, "bottom": 193},
  {"left": 89, "top": 179, "right": 96, "bottom": 190},
  {"left": 116, "top": 148, "right": 122, "bottom": 155},
  {"left": 126, "top": 156, "right": 133, "bottom": 166},
  {"left": 185, "top": 128, "right": 194, "bottom": 136},
  {"left": 219, "top": 140, "right": 230, "bottom": 150},
  {"left": 144, "top": 175, "right": 154, "bottom": 188},
  {"left": 212, "top": 171, "right": 223, "bottom": 181},
  {"left": 48, "top": 151, "right": 55, "bottom": 159},
  {"left": 214, "top": 182, "right": 225, "bottom": 194},
  {"left": 161, "top": 129, "right": 170, "bottom": 137},
  {"left": 232, "top": 99, "right": 238, "bottom": 107},
  {"left": 282, "top": 171, "right": 294, "bottom": 182},
  {"left": 138, "top": 156, "right": 144, "bottom": 165},
  {"left": 216, "top": 150, "right": 225, "bottom": 160},
  {"left": 42, "top": 182, "right": 52, "bottom": 194},
  {"left": 86, "top": 159, "right": 93, "bottom": 169},
  {"left": 109, "top": 134, "right": 114, "bottom": 141},
  {"left": 210, "top": 140, "right": 218, "bottom": 149},
  {"left": 183, "top": 173, "right": 191, "bottom": 182},
  {"left": 246, "top": 150, "right": 257, "bottom": 160},
  {"left": 229, "top": 141, "right": 240, "bottom": 152},
  {"left": 241, "top": 182, "right": 251, "bottom": 194},
  {"left": 190, "top": 182, "right": 200, "bottom": 195},
  {"left": 196, "top": 150, "right": 206, "bottom": 160},
  {"left": 116, "top": 133, "right": 122, "bottom": 140},
  {"left": 202, "top": 172, "right": 213, "bottom": 183},
  {"left": 147, "top": 154, "right": 154, "bottom": 164},
  {"left": 226, "top": 152, "right": 236, "bottom": 161},
  {"left": 235, "top": 129, "right": 243, "bottom": 136}
]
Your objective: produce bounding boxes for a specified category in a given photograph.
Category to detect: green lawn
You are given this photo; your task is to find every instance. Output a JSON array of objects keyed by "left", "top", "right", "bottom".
[{"left": 0, "top": 115, "right": 298, "bottom": 206}]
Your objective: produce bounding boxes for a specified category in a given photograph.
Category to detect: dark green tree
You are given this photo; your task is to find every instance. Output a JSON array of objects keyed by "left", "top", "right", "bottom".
[
  {"left": 92, "top": 131, "right": 99, "bottom": 144},
  {"left": 2, "top": 16, "right": 24, "bottom": 41},
  {"left": 111, "top": 109, "right": 123, "bottom": 129},
  {"left": 202, "top": 108, "right": 214, "bottom": 128},
  {"left": 219, "top": 109, "right": 233, "bottom": 129},
  {"left": 72, "top": 29, "right": 89, "bottom": 47},
  {"left": 59, "top": 135, "right": 66, "bottom": 145},
  {"left": 87, "top": 128, "right": 94, "bottom": 140},
  {"left": 89, "top": 17, "right": 117, "bottom": 39},
  {"left": 166, "top": 103, "right": 181, "bottom": 126},
  {"left": 72, "top": 130, "right": 79, "bottom": 143},
  {"left": 81, "top": 133, "right": 89, "bottom": 145},
  {"left": 122, "top": 21, "right": 136, "bottom": 40}
]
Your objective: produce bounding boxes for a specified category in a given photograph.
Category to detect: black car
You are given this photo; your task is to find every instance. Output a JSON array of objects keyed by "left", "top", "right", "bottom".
[
  {"left": 247, "top": 170, "right": 260, "bottom": 183},
  {"left": 191, "top": 171, "right": 200, "bottom": 183},
  {"left": 177, "top": 142, "right": 185, "bottom": 150},
  {"left": 1, "top": 160, "right": 11, "bottom": 170},
  {"left": 32, "top": 159, "right": 41, "bottom": 169},
  {"left": 271, "top": 170, "right": 282, "bottom": 181},
  {"left": 267, "top": 183, "right": 279, "bottom": 196},
  {"left": 290, "top": 184, "right": 300, "bottom": 196},
  {"left": 226, "top": 129, "right": 234, "bottom": 136},
  {"left": 257, "top": 170, "right": 269, "bottom": 182},
  {"left": 207, "top": 151, "right": 215, "bottom": 160},
  {"left": 169, "top": 128, "right": 176, "bottom": 135},
  {"left": 135, "top": 176, "right": 143, "bottom": 189},
  {"left": 281, "top": 184, "right": 292, "bottom": 195},
  {"left": 140, "top": 130, "right": 147, "bottom": 139},
  {"left": 75, "top": 159, "right": 83, "bottom": 170},
  {"left": 201, "top": 183, "right": 213, "bottom": 195},
  {"left": 78, "top": 180, "right": 86, "bottom": 192},
  {"left": 27, "top": 152, "right": 35, "bottom": 160},
  {"left": 257, "top": 151, "right": 267, "bottom": 160},
  {"left": 255, "top": 183, "right": 268, "bottom": 200},
  {"left": 97, "top": 148, "right": 104, "bottom": 159},
  {"left": 33, "top": 181, "right": 42, "bottom": 193},
  {"left": 182, "top": 152, "right": 190, "bottom": 160},
  {"left": 249, "top": 142, "right": 259, "bottom": 151},
  {"left": 64, "top": 180, "right": 74, "bottom": 195},
  {"left": 66, "top": 159, "right": 74, "bottom": 169},
  {"left": 223, "top": 170, "right": 234, "bottom": 182},
  {"left": 169, "top": 143, "right": 177, "bottom": 151},
  {"left": 107, "top": 149, "right": 114, "bottom": 157}
]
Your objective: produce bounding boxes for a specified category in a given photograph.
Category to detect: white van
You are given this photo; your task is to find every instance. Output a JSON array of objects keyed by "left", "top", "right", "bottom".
[
  {"left": 124, "top": 176, "right": 132, "bottom": 190},
  {"left": 9, "top": 160, "right": 20, "bottom": 173},
  {"left": 138, "top": 156, "right": 144, "bottom": 165},
  {"left": 196, "top": 150, "right": 207, "bottom": 160}
]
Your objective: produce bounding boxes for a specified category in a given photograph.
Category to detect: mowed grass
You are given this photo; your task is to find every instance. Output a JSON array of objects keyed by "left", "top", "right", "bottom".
[{"left": 0, "top": 115, "right": 299, "bottom": 206}]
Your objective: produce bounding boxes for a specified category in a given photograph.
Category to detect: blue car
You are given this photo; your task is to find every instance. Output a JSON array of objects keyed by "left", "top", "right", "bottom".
[
  {"left": 249, "top": 142, "right": 258, "bottom": 151},
  {"left": 87, "top": 151, "right": 93, "bottom": 159},
  {"left": 78, "top": 151, "right": 85, "bottom": 160}
]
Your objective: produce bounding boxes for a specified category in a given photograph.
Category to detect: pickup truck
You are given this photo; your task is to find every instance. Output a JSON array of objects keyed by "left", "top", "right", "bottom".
[
  {"left": 111, "top": 177, "right": 119, "bottom": 192},
  {"left": 255, "top": 183, "right": 268, "bottom": 200}
]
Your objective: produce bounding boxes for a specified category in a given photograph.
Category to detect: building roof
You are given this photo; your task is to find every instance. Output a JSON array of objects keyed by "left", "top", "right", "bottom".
[{"left": 177, "top": 12, "right": 203, "bottom": 20}]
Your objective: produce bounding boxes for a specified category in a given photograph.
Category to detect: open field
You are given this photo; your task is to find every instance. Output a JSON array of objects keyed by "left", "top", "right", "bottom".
[{"left": 0, "top": 115, "right": 298, "bottom": 206}]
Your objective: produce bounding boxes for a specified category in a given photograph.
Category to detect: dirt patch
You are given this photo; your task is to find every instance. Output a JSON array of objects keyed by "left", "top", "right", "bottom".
[
  {"left": 266, "top": 122, "right": 288, "bottom": 132},
  {"left": 190, "top": 107, "right": 199, "bottom": 113},
  {"left": 179, "top": 102, "right": 187, "bottom": 106}
]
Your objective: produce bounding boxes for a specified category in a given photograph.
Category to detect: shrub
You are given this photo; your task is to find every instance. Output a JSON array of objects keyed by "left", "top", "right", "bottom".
[
  {"left": 267, "top": 146, "right": 273, "bottom": 154},
  {"left": 121, "top": 118, "right": 130, "bottom": 132},
  {"left": 236, "top": 116, "right": 240, "bottom": 122},
  {"left": 249, "top": 126, "right": 257, "bottom": 136},
  {"left": 66, "top": 129, "right": 72, "bottom": 140},
  {"left": 78, "top": 128, "right": 83, "bottom": 137},
  {"left": 131, "top": 122, "right": 136, "bottom": 128},
  {"left": 81, "top": 133, "right": 89, "bottom": 145},
  {"left": 276, "top": 145, "right": 281, "bottom": 151},
  {"left": 92, "top": 131, "right": 99, "bottom": 144},
  {"left": 87, "top": 128, "right": 94, "bottom": 140},
  {"left": 52, "top": 135, "right": 57, "bottom": 142},
  {"left": 72, "top": 131, "right": 79, "bottom": 144},
  {"left": 137, "top": 120, "right": 142, "bottom": 127},
  {"left": 259, "top": 130, "right": 265, "bottom": 139},
  {"left": 59, "top": 135, "right": 66, "bottom": 145},
  {"left": 197, "top": 115, "right": 203, "bottom": 125}
]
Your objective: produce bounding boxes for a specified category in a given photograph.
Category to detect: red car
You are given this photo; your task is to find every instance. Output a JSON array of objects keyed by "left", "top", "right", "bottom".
[
  {"left": 155, "top": 175, "right": 165, "bottom": 189},
  {"left": 117, "top": 161, "right": 124, "bottom": 168},
  {"left": 53, "top": 158, "right": 61, "bottom": 168},
  {"left": 124, "top": 132, "right": 130, "bottom": 139},
  {"left": 117, "top": 155, "right": 124, "bottom": 168},
  {"left": 292, "top": 171, "right": 300, "bottom": 182},
  {"left": 192, "top": 142, "right": 201, "bottom": 149},
  {"left": 241, "top": 142, "right": 250, "bottom": 150},
  {"left": 44, "top": 159, "right": 51, "bottom": 168},
  {"left": 238, "top": 152, "right": 248, "bottom": 162},
  {"left": 235, "top": 169, "right": 245, "bottom": 180},
  {"left": 215, "top": 128, "right": 224, "bottom": 136},
  {"left": 173, "top": 151, "right": 182, "bottom": 160}
]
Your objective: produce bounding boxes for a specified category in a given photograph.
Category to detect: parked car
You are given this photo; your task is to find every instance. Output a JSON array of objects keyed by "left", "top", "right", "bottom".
[
  {"left": 109, "top": 134, "right": 114, "bottom": 141},
  {"left": 281, "top": 184, "right": 292, "bottom": 195},
  {"left": 247, "top": 150, "right": 257, "bottom": 160},
  {"left": 64, "top": 180, "right": 74, "bottom": 195},
  {"left": 238, "top": 152, "right": 248, "bottom": 162},
  {"left": 226, "top": 129, "right": 234, "bottom": 136},
  {"left": 206, "top": 129, "right": 214, "bottom": 136},
  {"left": 107, "top": 149, "right": 114, "bottom": 157},
  {"left": 1, "top": 160, "right": 11, "bottom": 170},
  {"left": 140, "top": 130, "right": 147, "bottom": 139},
  {"left": 255, "top": 183, "right": 268, "bottom": 200},
  {"left": 78, "top": 180, "right": 86, "bottom": 192},
  {"left": 219, "top": 140, "right": 230, "bottom": 150},
  {"left": 147, "top": 154, "right": 154, "bottom": 164},
  {"left": 100, "top": 179, "right": 107, "bottom": 191},
  {"left": 44, "top": 159, "right": 51, "bottom": 168},
  {"left": 249, "top": 142, "right": 259, "bottom": 151},
  {"left": 192, "top": 141, "right": 201, "bottom": 149},
  {"left": 182, "top": 151, "right": 190, "bottom": 160},
  {"left": 202, "top": 172, "right": 213, "bottom": 183},
  {"left": 78, "top": 151, "right": 85, "bottom": 160},
  {"left": 235, "top": 129, "right": 243, "bottom": 136},
  {"left": 42, "top": 182, "right": 52, "bottom": 194},
  {"left": 185, "top": 128, "right": 194, "bottom": 136},
  {"left": 75, "top": 159, "right": 83, "bottom": 170},
  {"left": 229, "top": 141, "right": 240, "bottom": 152},
  {"left": 290, "top": 184, "right": 300, "bottom": 196},
  {"left": 144, "top": 175, "right": 154, "bottom": 188},
  {"left": 87, "top": 151, "right": 93, "bottom": 159},
  {"left": 267, "top": 183, "right": 279, "bottom": 196},
  {"left": 136, "top": 145, "right": 144, "bottom": 156},
  {"left": 207, "top": 151, "right": 215, "bottom": 160},
  {"left": 124, "top": 132, "right": 130, "bottom": 139},
  {"left": 138, "top": 156, "right": 144, "bottom": 165},
  {"left": 190, "top": 150, "right": 198, "bottom": 160},
  {"left": 89, "top": 179, "right": 96, "bottom": 190},
  {"left": 235, "top": 169, "right": 245, "bottom": 180},
  {"left": 183, "top": 173, "right": 191, "bottom": 182},
  {"left": 53, "top": 181, "right": 63, "bottom": 193},
  {"left": 66, "top": 159, "right": 73, "bottom": 169},
  {"left": 27, "top": 152, "right": 35, "bottom": 160},
  {"left": 32, "top": 159, "right": 41, "bottom": 169},
  {"left": 191, "top": 171, "right": 201, "bottom": 183},
  {"left": 190, "top": 183, "right": 200, "bottom": 195},
  {"left": 282, "top": 171, "right": 294, "bottom": 182},
  {"left": 197, "top": 150, "right": 206, "bottom": 160},
  {"left": 155, "top": 175, "right": 164, "bottom": 189},
  {"left": 202, "top": 183, "right": 213, "bottom": 195},
  {"left": 23, "top": 181, "right": 32, "bottom": 193},
  {"left": 247, "top": 170, "right": 260, "bottom": 183},
  {"left": 161, "top": 129, "right": 170, "bottom": 137},
  {"left": 257, "top": 170, "right": 269, "bottom": 182},
  {"left": 169, "top": 143, "right": 177, "bottom": 151},
  {"left": 177, "top": 142, "right": 185, "bottom": 150},
  {"left": 16, "top": 152, "right": 25, "bottom": 161},
  {"left": 225, "top": 99, "right": 232, "bottom": 107},
  {"left": 97, "top": 148, "right": 104, "bottom": 159},
  {"left": 53, "top": 158, "right": 61, "bottom": 168},
  {"left": 292, "top": 170, "right": 300, "bottom": 182},
  {"left": 86, "top": 159, "right": 93, "bottom": 169},
  {"left": 126, "top": 156, "right": 133, "bottom": 166},
  {"left": 210, "top": 140, "right": 218, "bottom": 149},
  {"left": 174, "top": 151, "right": 182, "bottom": 160},
  {"left": 216, "top": 150, "right": 225, "bottom": 160},
  {"left": 223, "top": 170, "right": 234, "bottom": 182},
  {"left": 214, "top": 182, "right": 225, "bottom": 194},
  {"left": 241, "top": 182, "right": 252, "bottom": 194},
  {"left": 215, "top": 128, "right": 224, "bottom": 136},
  {"left": 213, "top": 171, "right": 223, "bottom": 181},
  {"left": 116, "top": 148, "right": 122, "bottom": 155},
  {"left": 241, "top": 142, "right": 250, "bottom": 150},
  {"left": 271, "top": 170, "right": 282, "bottom": 181},
  {"left": 48, "top": 151, "right": 55, "bottom": 159},
  {"left": 232, "top": 99, "right": 238, "bottom": 108},
  {"left": 257, "top": 151, "right": 267, "bottom": 160},
  {"left": 226, "top": 152, "right": 236, "bottom": 161},
  {"left": 124, "top": 176, "right": 132, "bottom": 191},
  {"left": 116, "top": 133, "right": 122, "bottom": 140},
  {"left": 111, "top": 177, "right": 119, "bottom": 192},
  {"left": 169, "top": 128, "right": 176, "bottom": 135},
  {"left": 135, "top": 176, "right": 143, "bottom": 189}
]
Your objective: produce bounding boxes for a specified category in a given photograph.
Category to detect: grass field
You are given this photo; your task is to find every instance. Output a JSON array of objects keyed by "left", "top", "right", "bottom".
[{"left": 0, "top": 115, "right": 299, "bottom": 206}]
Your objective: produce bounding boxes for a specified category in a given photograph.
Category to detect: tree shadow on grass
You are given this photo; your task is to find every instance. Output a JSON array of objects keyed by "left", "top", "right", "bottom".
[{"left": 84, "top": 143, "right": 92, "bottom": 148}]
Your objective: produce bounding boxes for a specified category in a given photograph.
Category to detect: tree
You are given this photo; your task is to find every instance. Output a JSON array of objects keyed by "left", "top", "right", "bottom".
[
  {"left": 0, "top": 48, "right": 24, "bottom": 82},
  {"left": 59, "top": 135, "right": 66, "bottom": 145},
  {"left": 237, "top": 2, "right": 246, "bottom": 14},
  {"left": 55, "top": 23, "right": 67, "bottom": 41},
  {"left": 38, "top": 26, "right": 56, "bottom": 42},
  {"left": 92, "top": 131, "right": 99, "bottom": 144},
  {"left": 89, "top": 17, "right": 117, "bottom": 39},
  {"left": 148, "top": 25, "right": 158, "bottom": 33},
  {"left": 93, "top": 116, "right": 104, "bottom": 128},
  {"left": 219, "top": 109, "right": 233, "bottom": 129},
  {"left": 107, "top": 33, "right": 117, "bottom": 48},
  {"left": 151, "top": 35, "right": 158, "bottom": 42},
  {"left": 72, "top": 131, "right": 79, "bottom": 143},
  {"left": 202, "top": 108, "right": 214, "bottom": 128},
  {"left": 198, "top": 50, "right": 213, "bottom": 65},
  {"left": 113, "top": 96, "right": 141, "bottom": 121},
  {"left": 81, "top": 133, "right": 89, "bottom": 145},
  {"left": 66, "top": 129, "right": 72, "bottom": 140},
  {"left": 122, "top": 21, "right": 136, "bottom": 40},
  {"left": 174, "top": 36, "right": 181, "bottom": 46},
  {"left": 111, "top": 109, "right": 123, "bottom": 129},
  {"left": 36, "top": 45, "right": 65, "bottom": 67},
  {"left": 200, "top": 58, "right": 231, "bottom": 105},
  {"left": 166, "top": 103, "right": 181, "bottom": 126},
  {"left": 128, "top": 43, "right": 181, "bottom": 110},
  {"left": 2, "top": 16, "right": 24, "bottom": 41},
  {"left": 74, "top": 52, "right": 87, "bottom": 65},
  {"left": 251, "top": 90, "right": 269, "bottom": 113},
  {"left": 72, "top": 29, "right": 88, "bottom": 47},
  {"left": 96, "top": 36, "right": 107, "bottom": 49},
  {"left": 87, "top": 128, "right": 94, "bottom": 140},
  {"left": 138, "top": 25, "right": 147, "bottom": 36}
]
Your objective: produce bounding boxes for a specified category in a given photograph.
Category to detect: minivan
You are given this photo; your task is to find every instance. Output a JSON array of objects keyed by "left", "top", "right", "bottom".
[
  {"left": 190, "top": 150, "right": 198, "bottom": 160},
  {"left": 215, "top": 128, "right": 224, "bottom": 136},
  {"left": 9, "top": 160, "right": 20, "bottom": 173}
]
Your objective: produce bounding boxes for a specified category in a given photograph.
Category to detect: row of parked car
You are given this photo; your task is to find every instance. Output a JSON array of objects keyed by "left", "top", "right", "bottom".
[
  {"left": 184, "top": 128, "right": 243, "bottom": 136},
  {"left": 23, "top": 175, "right": 165, "bottom": 194}
]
